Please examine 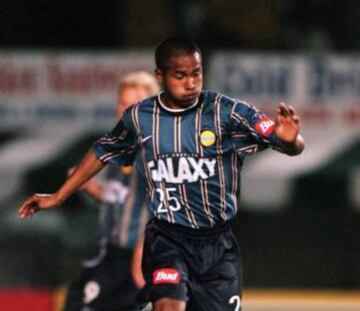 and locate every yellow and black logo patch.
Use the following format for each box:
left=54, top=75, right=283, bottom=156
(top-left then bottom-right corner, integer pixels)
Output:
left=200, top=130, right=216, bottom=147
